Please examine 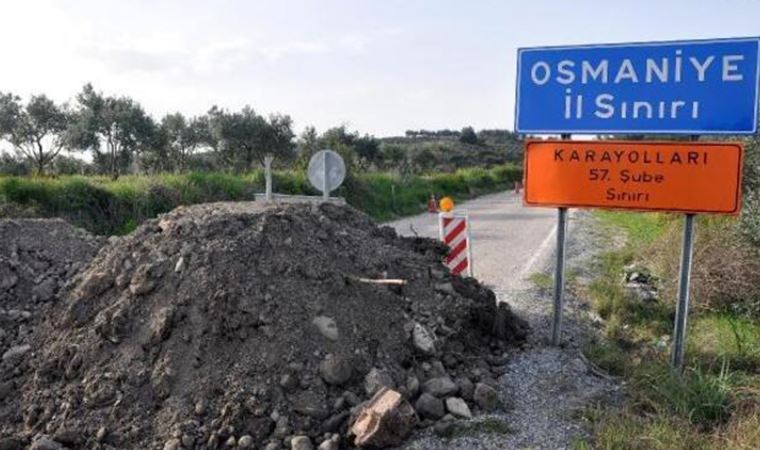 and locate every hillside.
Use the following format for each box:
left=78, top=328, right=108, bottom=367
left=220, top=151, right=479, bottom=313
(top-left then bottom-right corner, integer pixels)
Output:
left=378, top=129, right=524, bottom=172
